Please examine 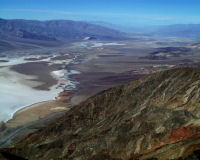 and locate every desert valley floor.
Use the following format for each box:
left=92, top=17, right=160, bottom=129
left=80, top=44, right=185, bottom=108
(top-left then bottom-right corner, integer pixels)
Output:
left=1, top=35, right=200, bottom=148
